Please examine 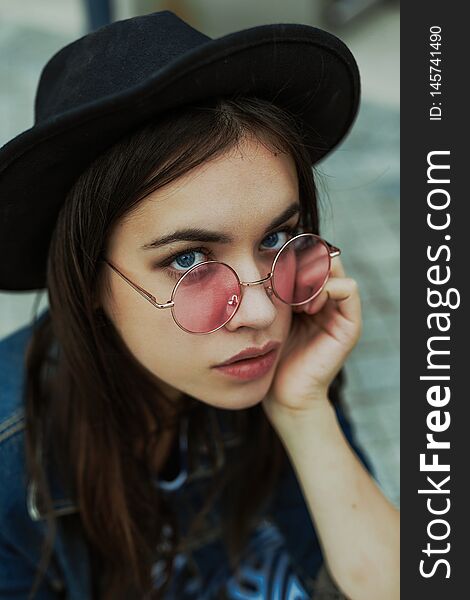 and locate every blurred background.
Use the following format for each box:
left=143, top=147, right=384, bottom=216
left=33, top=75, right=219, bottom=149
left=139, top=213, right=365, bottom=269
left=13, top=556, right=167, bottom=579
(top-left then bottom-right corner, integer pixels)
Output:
left=0, top=0, right=399, bottom=506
